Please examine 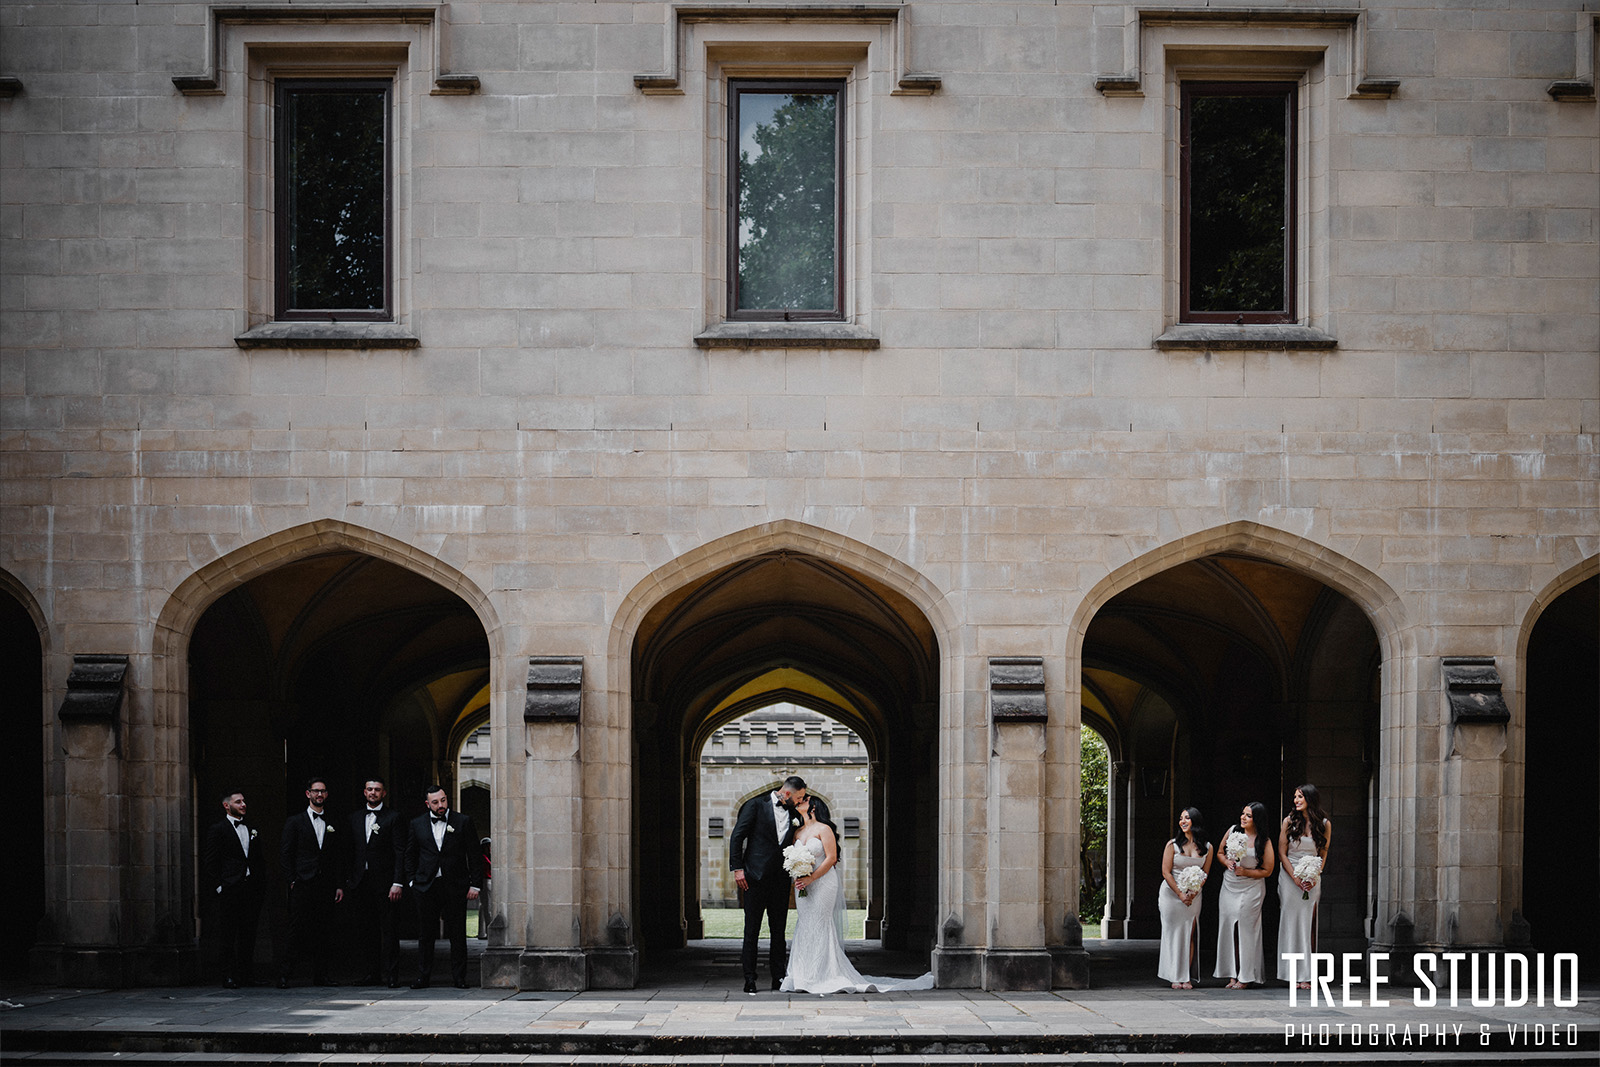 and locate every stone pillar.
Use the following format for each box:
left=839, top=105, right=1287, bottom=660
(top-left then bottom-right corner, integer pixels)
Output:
left=864, top=758, right=885, bottom=938
left=980, top=658, right=1052, bottom=991
left=33, top=655, right=199, bottom=986
left=495, top=657, right=585, bottom=990
left=1102, top=760, right=1132, bottom=938
left=1438, top=658, right=1511, bottom=947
